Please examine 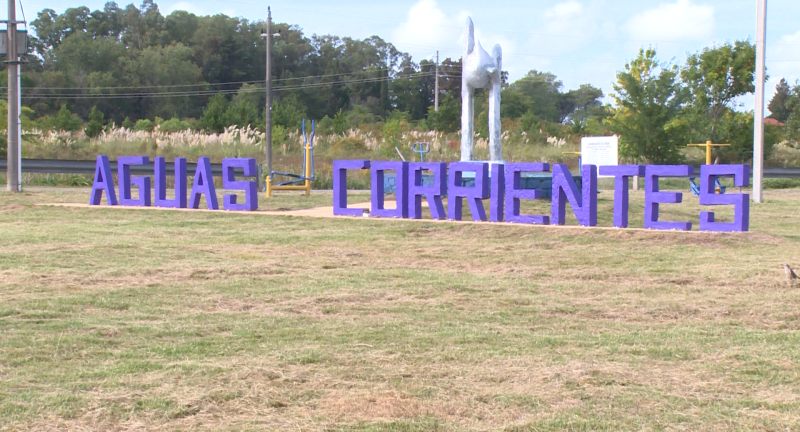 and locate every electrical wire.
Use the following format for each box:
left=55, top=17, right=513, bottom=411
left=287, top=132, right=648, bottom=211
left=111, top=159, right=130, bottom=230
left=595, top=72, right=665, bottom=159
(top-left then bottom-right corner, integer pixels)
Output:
left=23, top=67, right=452, bottom=92
left=17, top=71, right=436, bottom=99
